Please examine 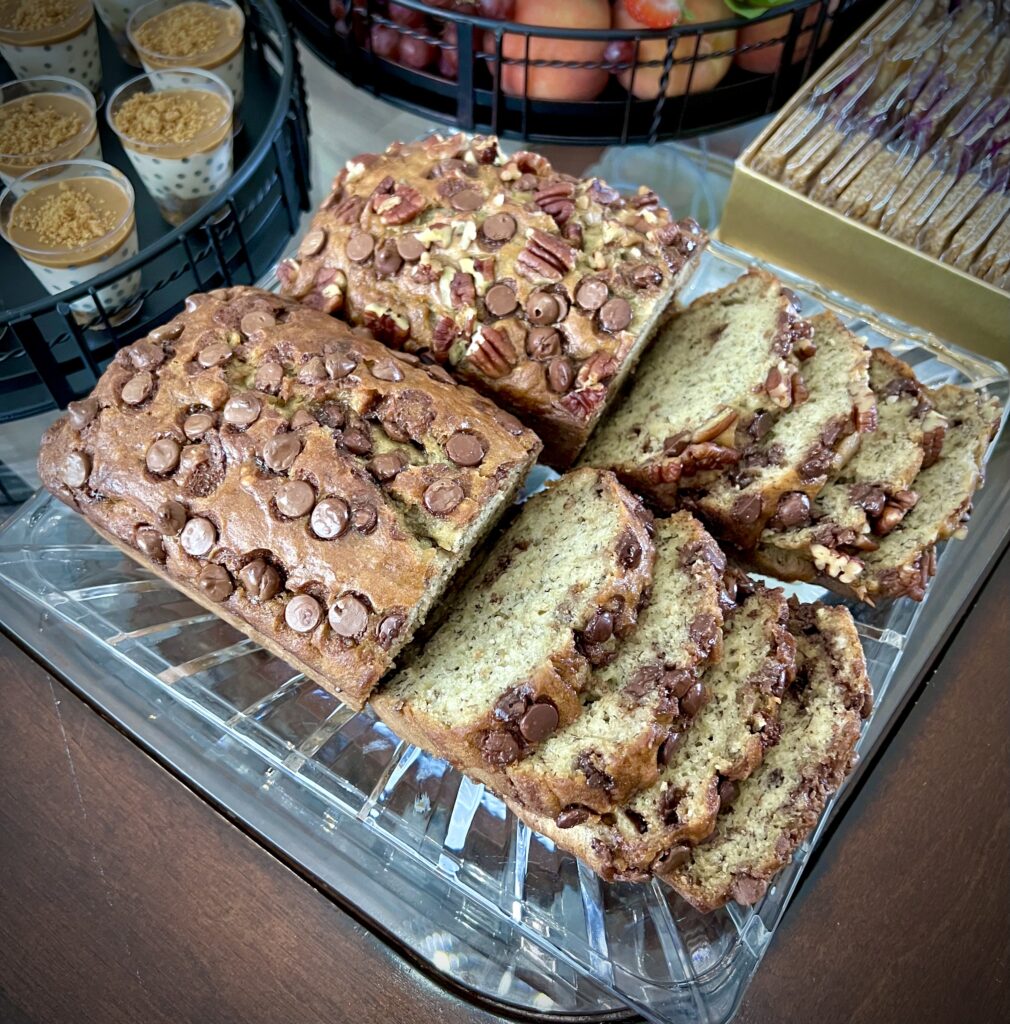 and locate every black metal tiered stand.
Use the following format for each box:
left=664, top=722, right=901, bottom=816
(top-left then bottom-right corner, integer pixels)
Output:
left=285, top=0, right=882, bottom=145
left=0, top=0, right=310, bottom=424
